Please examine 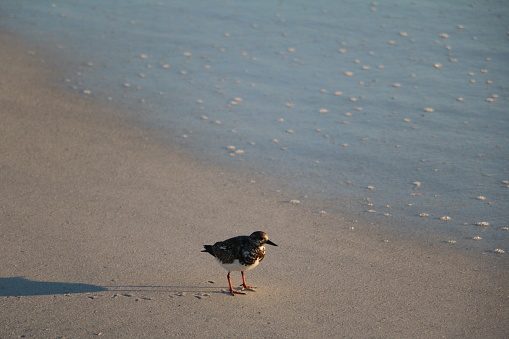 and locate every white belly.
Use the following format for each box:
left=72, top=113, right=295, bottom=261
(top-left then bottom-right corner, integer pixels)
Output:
left=218, top=258, right=260, bottom=272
